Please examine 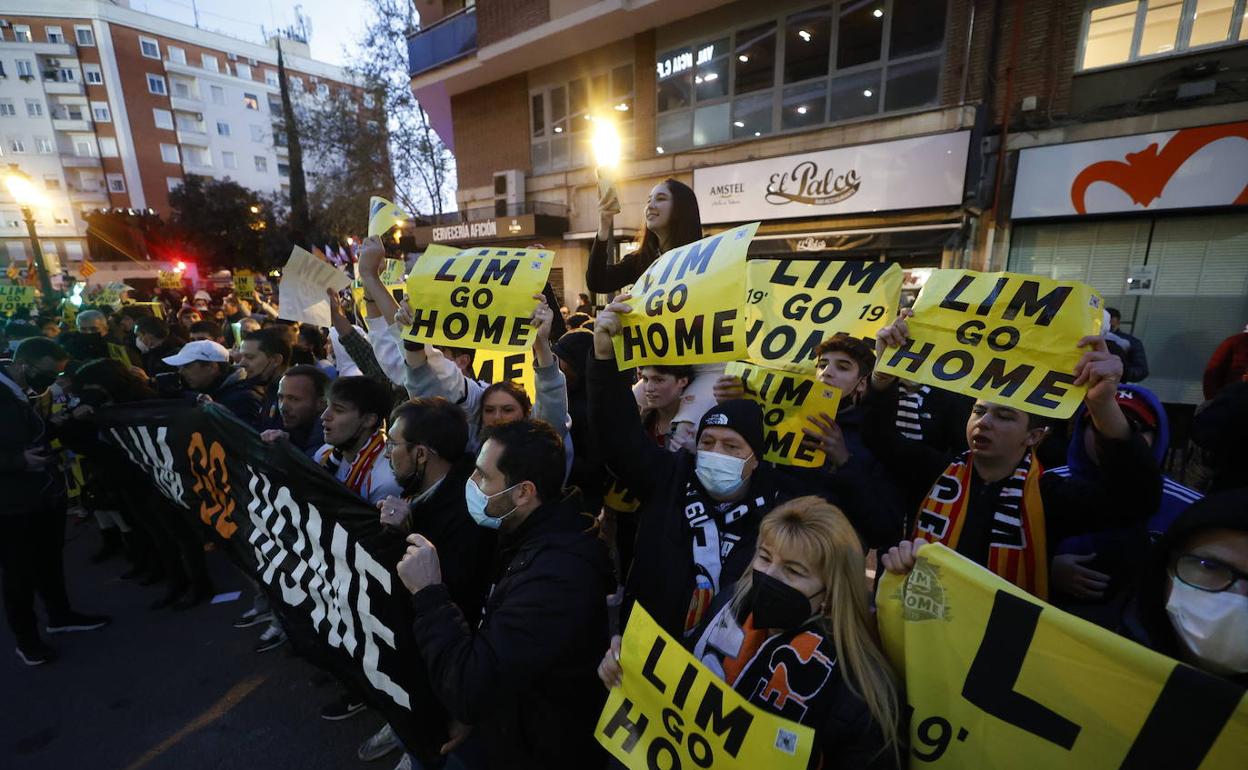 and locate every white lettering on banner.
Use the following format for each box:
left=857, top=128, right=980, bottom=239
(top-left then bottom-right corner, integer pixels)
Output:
left=244, top=465, right=409, bottom=710
left=109, top=426, right=188, bottom=508
left=693, top=131, right=970, bottom=224
left=432, top=220, right=497, bottom=242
